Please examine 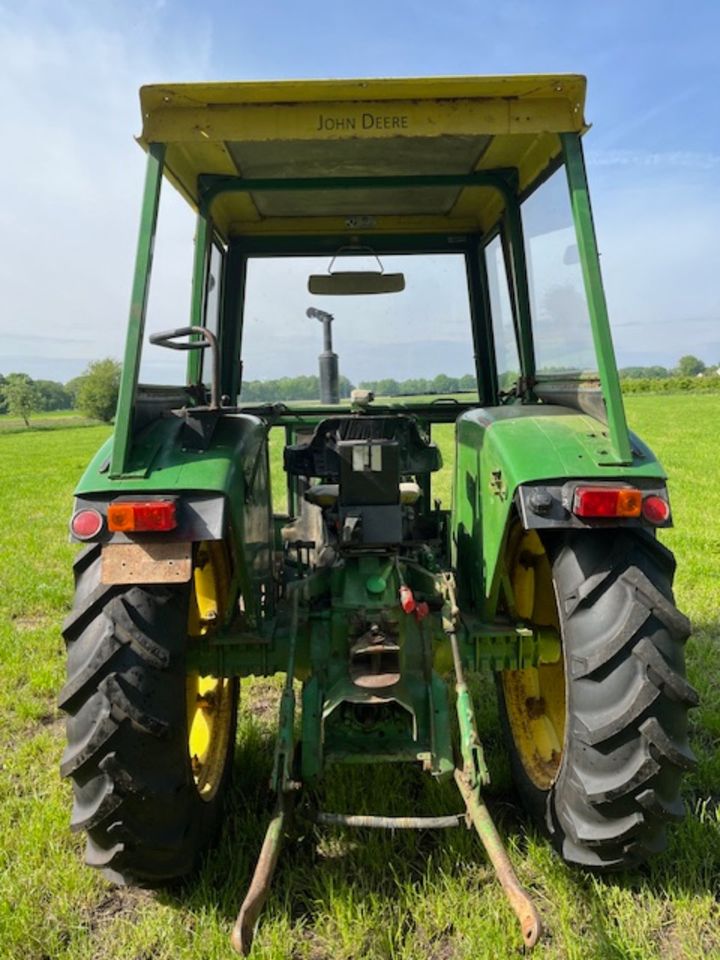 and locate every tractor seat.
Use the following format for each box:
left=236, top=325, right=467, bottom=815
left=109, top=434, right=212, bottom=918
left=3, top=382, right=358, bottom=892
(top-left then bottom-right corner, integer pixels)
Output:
left=305, top=481, right=422, bottom=509
left=284, top=415, right=442, bottom=479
